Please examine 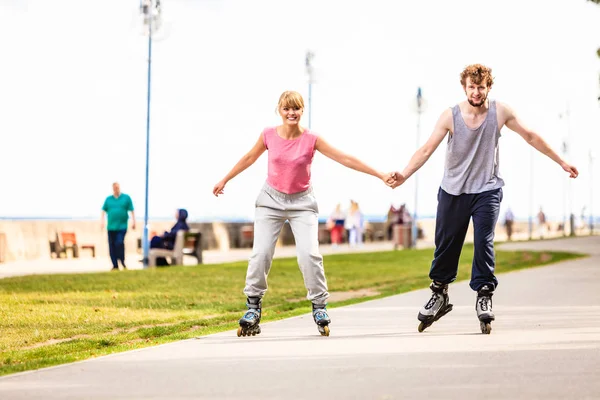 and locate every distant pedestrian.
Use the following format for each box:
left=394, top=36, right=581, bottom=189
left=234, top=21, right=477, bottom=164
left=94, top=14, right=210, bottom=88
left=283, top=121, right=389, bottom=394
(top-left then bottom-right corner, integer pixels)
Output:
left=101, top=182, right=135, bottom=271
left=327, top=204, right=346, bottom=247
left=345, top=200, right=364, bottom=247
left=504, top=207, right=515, bottom=241
left=537, top=207, right=547, bottom=239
